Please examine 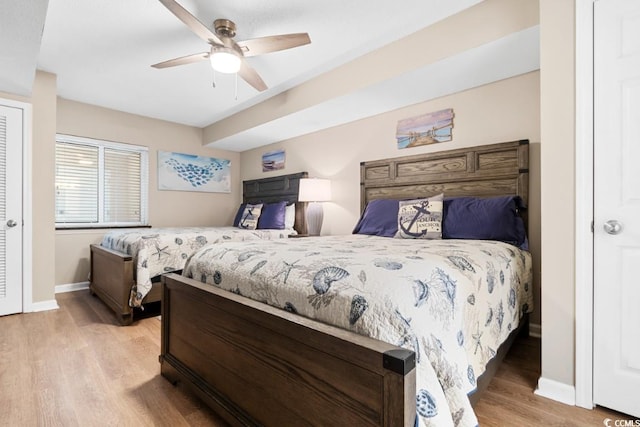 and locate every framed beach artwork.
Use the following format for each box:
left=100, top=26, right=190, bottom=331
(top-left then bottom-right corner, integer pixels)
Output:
left=158, top=151, right=231, bottom=193
left=396, top=108, right=454, bottom=149
left=262, top=149, right=285, bottom=172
